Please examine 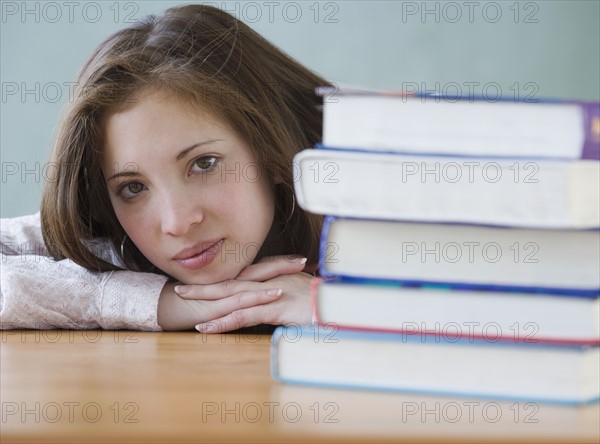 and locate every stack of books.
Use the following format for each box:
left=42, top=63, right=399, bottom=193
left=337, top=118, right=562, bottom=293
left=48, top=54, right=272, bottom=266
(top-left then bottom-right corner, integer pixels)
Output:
left=271, top=88, right=600, bottom=404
